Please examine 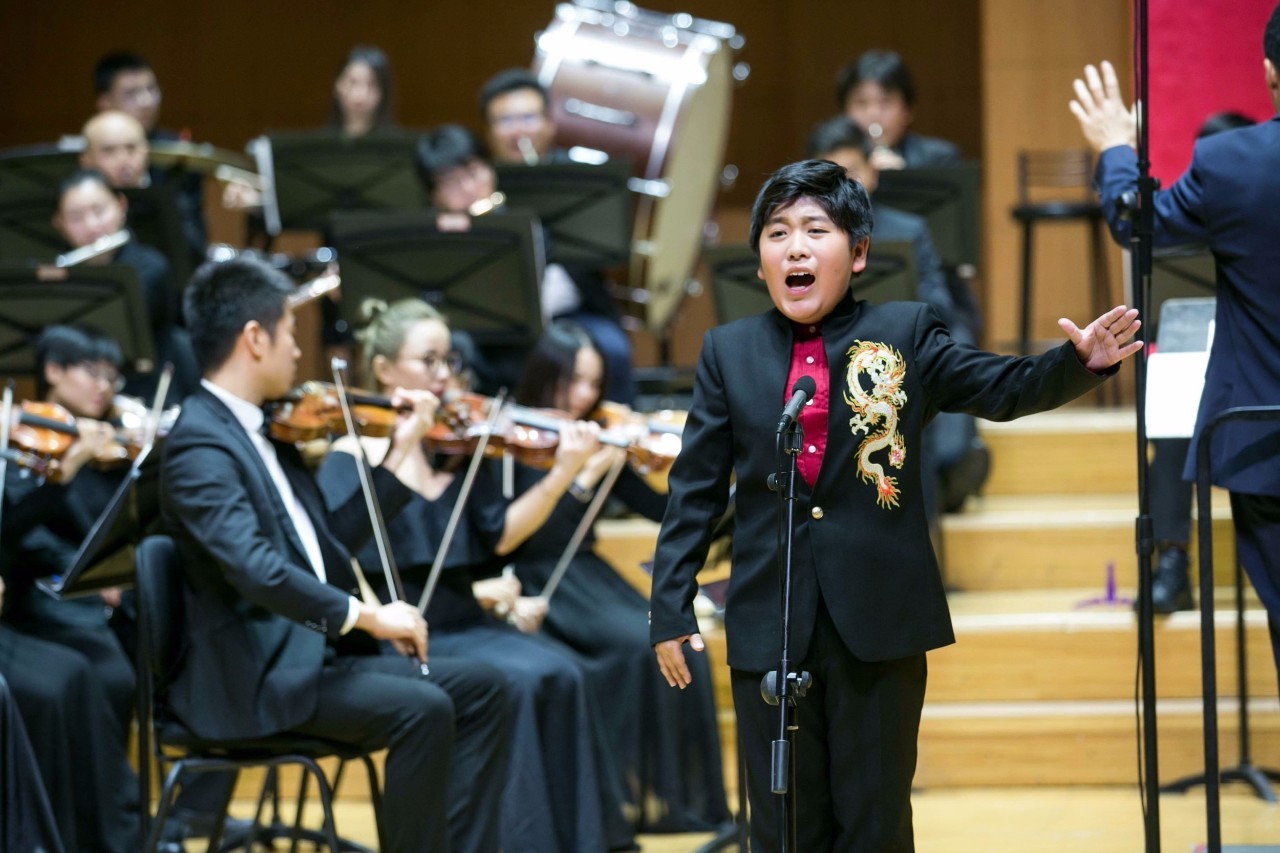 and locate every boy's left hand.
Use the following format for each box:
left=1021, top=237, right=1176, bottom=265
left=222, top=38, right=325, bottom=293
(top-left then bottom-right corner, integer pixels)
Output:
left=1059, top=304, right=1143, bottom=373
